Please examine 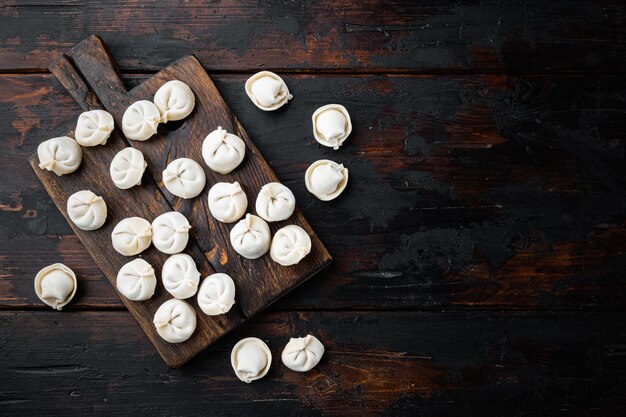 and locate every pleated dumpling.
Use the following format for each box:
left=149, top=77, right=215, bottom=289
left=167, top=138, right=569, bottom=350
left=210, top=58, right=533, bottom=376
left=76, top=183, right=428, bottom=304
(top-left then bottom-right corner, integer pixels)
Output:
left=162, top=158, right=206, bottom=199
left=116, top=259, right=157, bottom=301
left=37, top=136, right=82, bottom=176
left=153, top=299, right=196, bottom=343
left=312, top=104, right=352, bottom=149
left=229, top=214, right=271, bottom=259
left=208, top=181, right=247, bottom=223
left=245, top=71, right=292, bottom=111
left=202, top=126, right=246, bottom=174
left=66, top=190, right=107, bottom=231
left=270, top=225, right=311, bottom=266
left=122, top=100, right=160, bottom=141
left=231, top=337, right=272, bottom=383
left=111, top=217, right=152, bottom=256
left=110, top=147, right=147, bottom=190
left=305, top=159, right=349, bottom=201
left=34, top=263, right=77, bottom=310
left=281, top=335, right=325, bottom=372
left=151, top=211, right=191, bottom=254
left=161, top=253, right=200, bottom=299
left=154, top=80, right=195, bottom=123
left=75, top=110, right=114, bottom=147
left=255, top=182, right=295, bottom=222
left=197, top=273, right=236, bottom=316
